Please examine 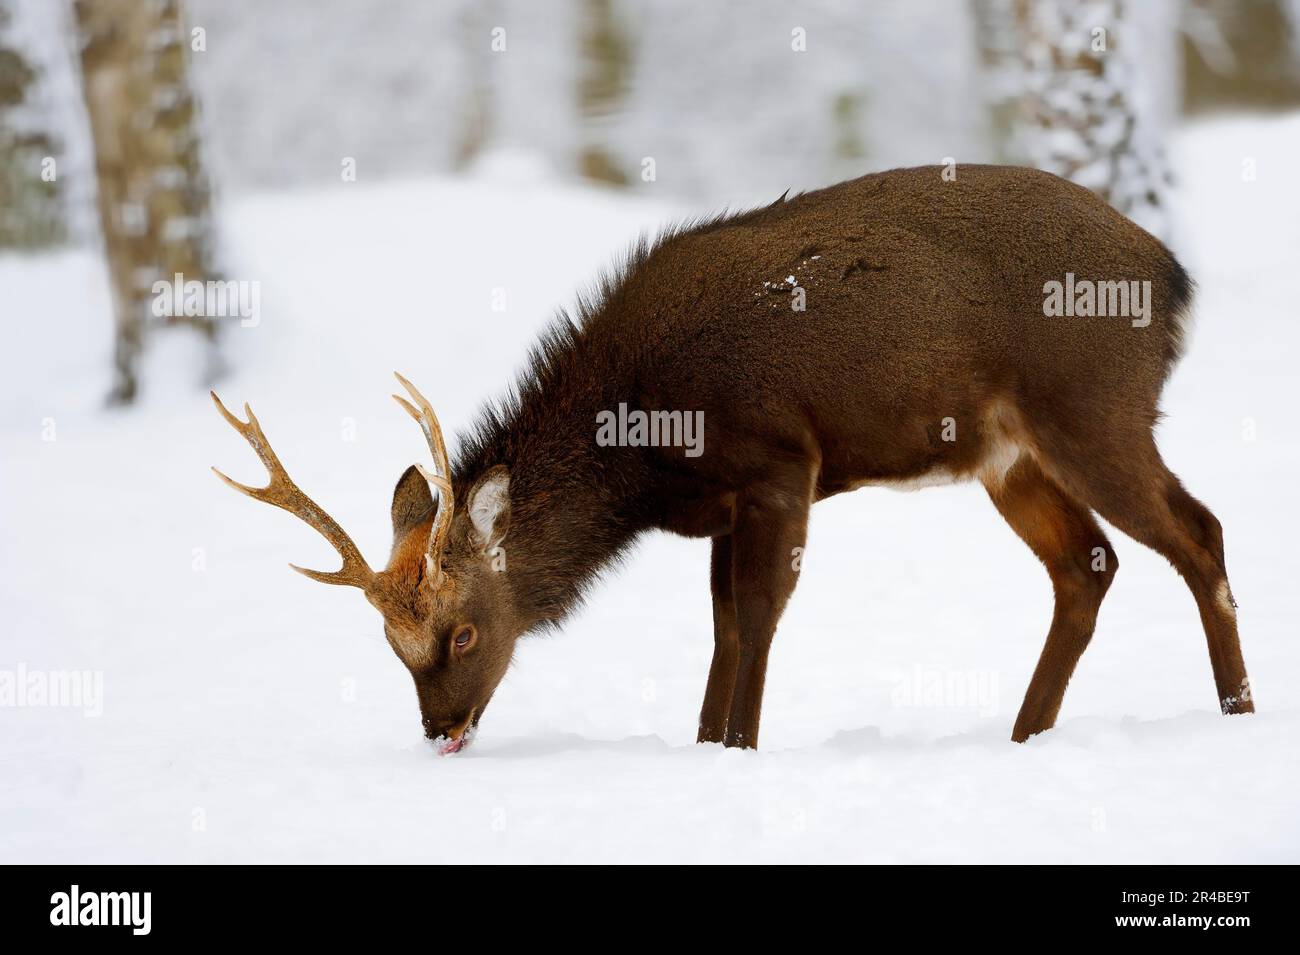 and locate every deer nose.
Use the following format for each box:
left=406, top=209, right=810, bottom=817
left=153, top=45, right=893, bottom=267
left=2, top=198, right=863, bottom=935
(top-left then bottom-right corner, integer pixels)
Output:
left=422, top=713, right=473, bottom=742
left=445, top=713, right=473, bottom=741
